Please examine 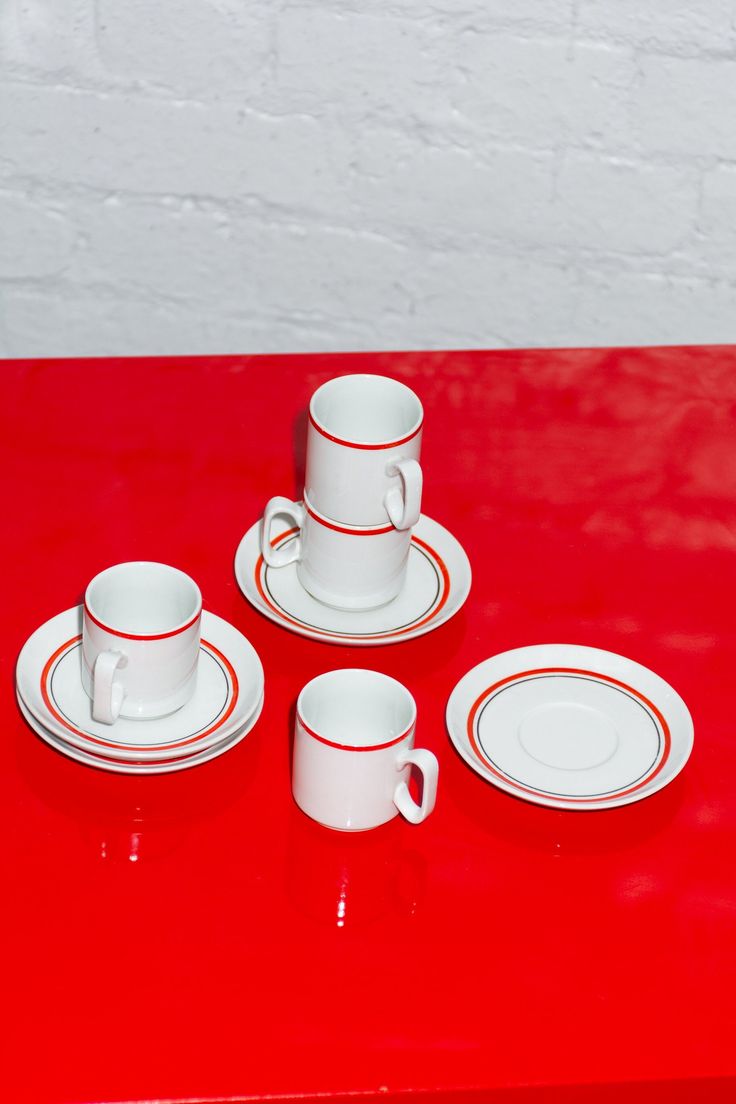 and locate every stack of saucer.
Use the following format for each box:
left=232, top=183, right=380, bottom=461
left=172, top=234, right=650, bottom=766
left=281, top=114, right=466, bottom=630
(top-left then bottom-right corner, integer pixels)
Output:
left=236, top=374, right=472, bottom=643
left=16, top=574, right=264, bottom=774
